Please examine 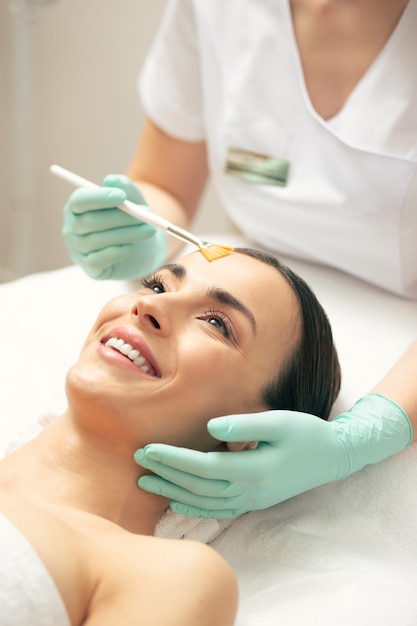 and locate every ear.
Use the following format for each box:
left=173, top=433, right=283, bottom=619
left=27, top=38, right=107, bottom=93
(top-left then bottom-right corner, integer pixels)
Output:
left=226, top=441, right=258, bottom=452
